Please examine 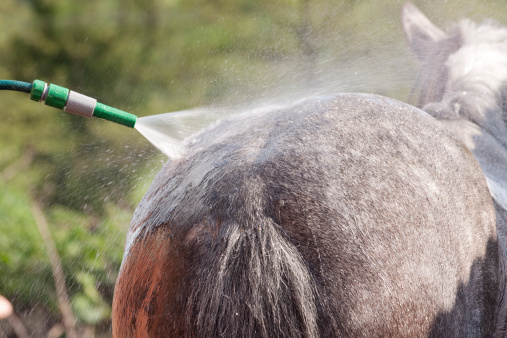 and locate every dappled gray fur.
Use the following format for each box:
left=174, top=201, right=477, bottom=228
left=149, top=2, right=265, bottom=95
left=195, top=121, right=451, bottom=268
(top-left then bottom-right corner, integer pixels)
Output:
left=116, top=93, right=497, bottom=336
left=403, top=3, right=507, bottom=335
